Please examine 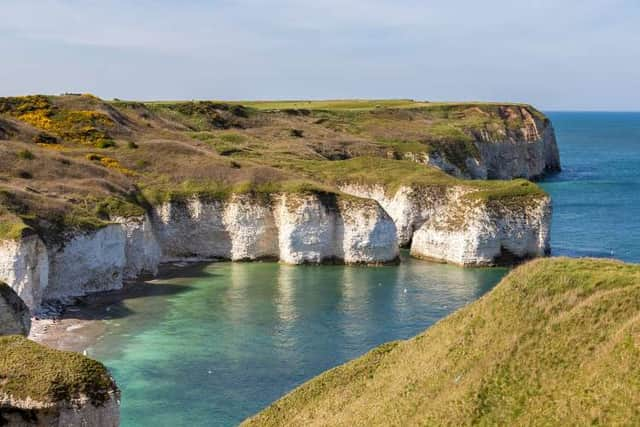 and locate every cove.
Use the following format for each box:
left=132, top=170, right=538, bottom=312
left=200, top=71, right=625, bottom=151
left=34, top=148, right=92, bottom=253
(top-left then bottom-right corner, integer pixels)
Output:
left=85, top=256, right=506, bottom=426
